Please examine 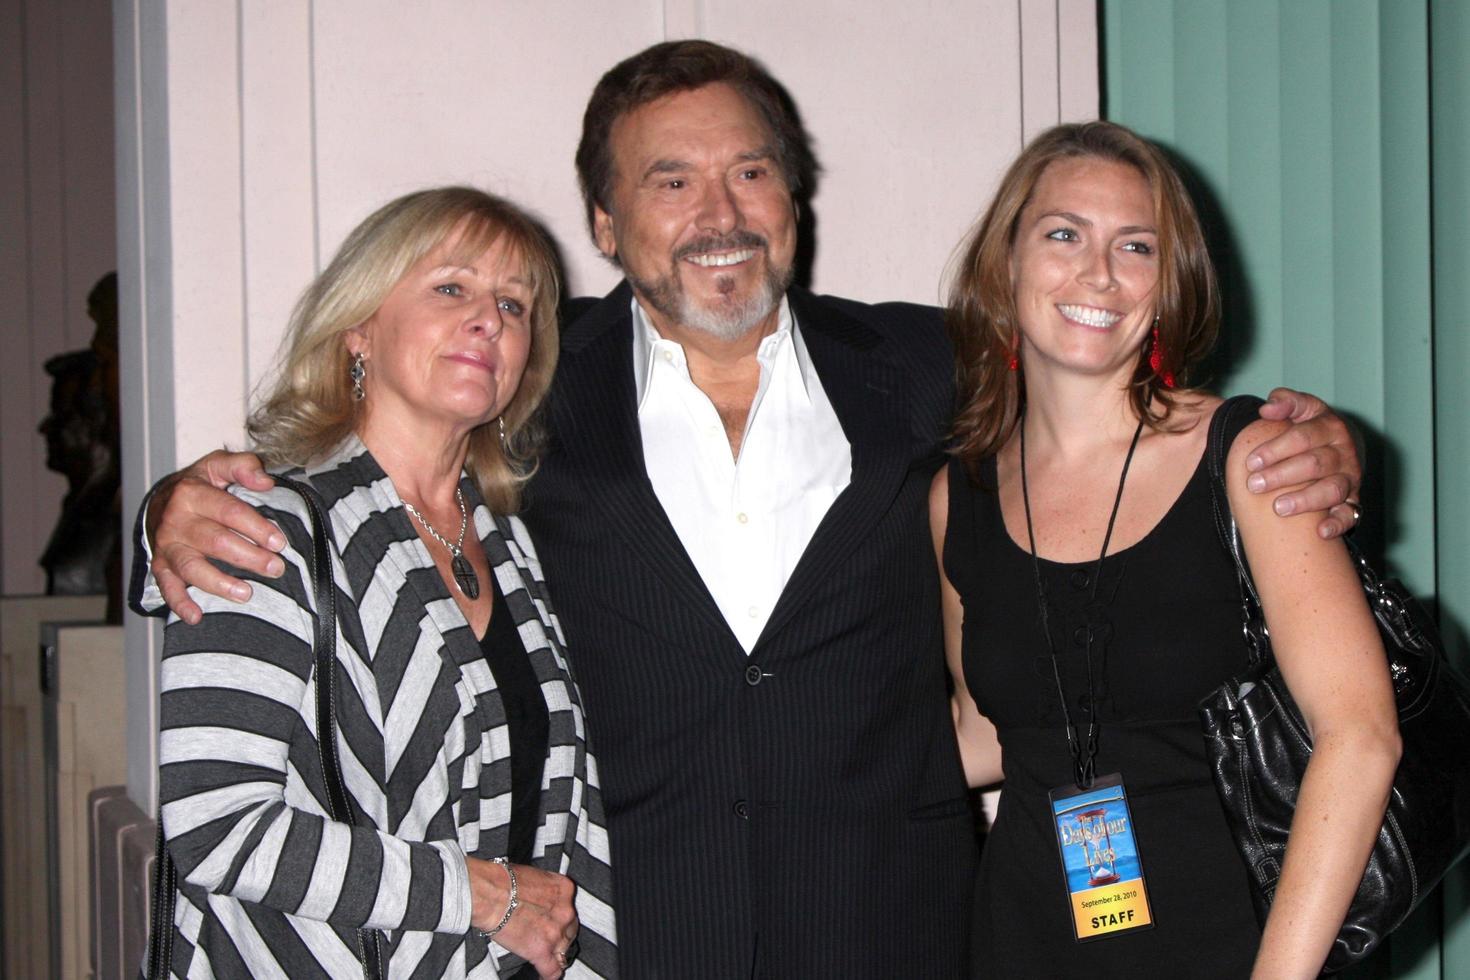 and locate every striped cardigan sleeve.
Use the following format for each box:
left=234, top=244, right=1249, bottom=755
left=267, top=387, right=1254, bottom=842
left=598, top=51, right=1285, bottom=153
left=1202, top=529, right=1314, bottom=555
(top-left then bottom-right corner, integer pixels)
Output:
left=157, top=485, right=474, bottom=935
